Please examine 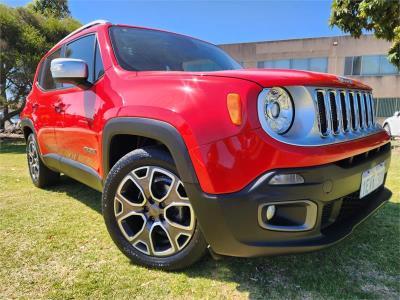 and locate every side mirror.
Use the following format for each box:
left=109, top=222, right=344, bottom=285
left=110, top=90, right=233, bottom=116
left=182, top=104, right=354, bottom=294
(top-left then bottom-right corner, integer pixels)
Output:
left=50, top=58, right=90, bottom=86
left=395, top=111, right=400, bottom=117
